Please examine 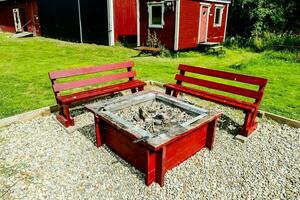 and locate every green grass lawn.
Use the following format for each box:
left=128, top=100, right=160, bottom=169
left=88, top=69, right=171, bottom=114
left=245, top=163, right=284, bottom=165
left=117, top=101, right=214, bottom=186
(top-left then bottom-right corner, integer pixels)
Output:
left=0, top=32, right=299, bottom=120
